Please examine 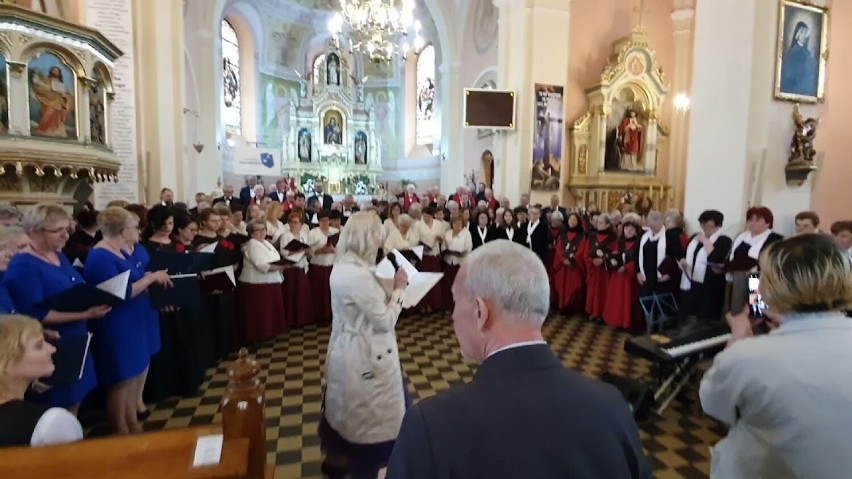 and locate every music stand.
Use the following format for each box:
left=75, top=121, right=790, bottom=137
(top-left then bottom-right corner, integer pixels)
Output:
left=639, top=293, right=679, bottom=334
